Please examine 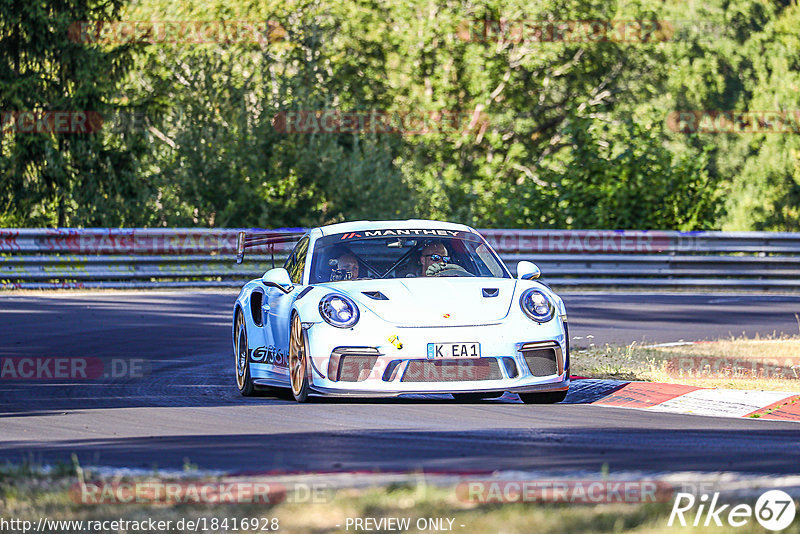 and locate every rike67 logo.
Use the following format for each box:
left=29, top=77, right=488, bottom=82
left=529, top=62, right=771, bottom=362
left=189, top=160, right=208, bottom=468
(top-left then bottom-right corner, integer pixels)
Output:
left=669, top=490, right=796, bottom=531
